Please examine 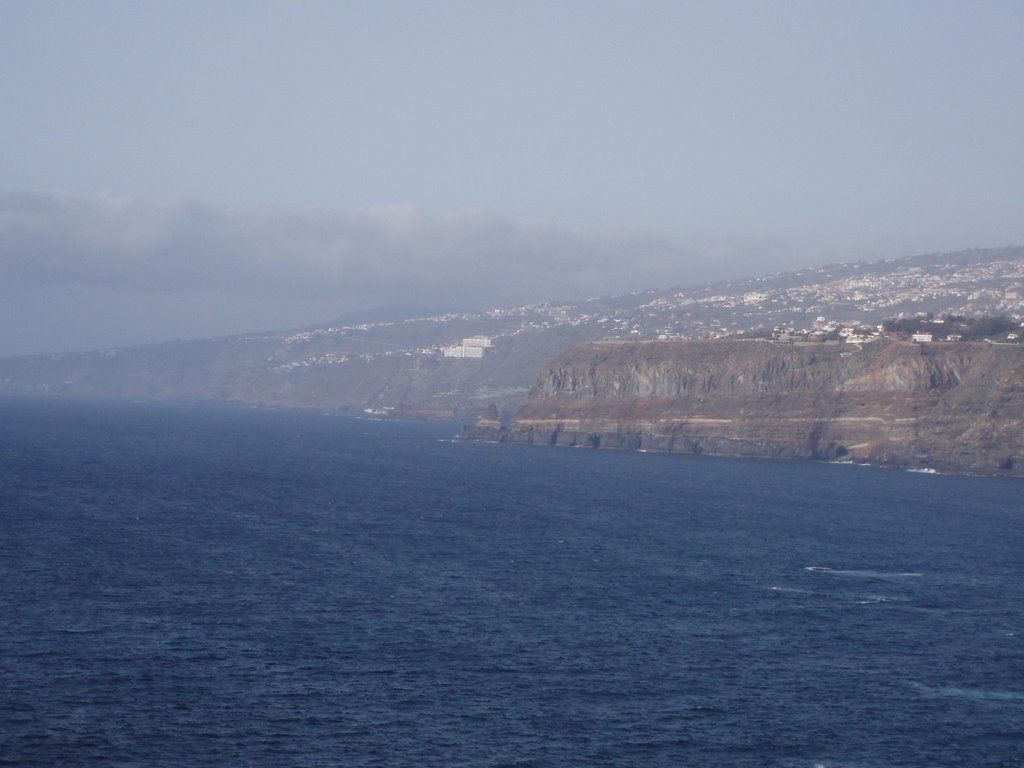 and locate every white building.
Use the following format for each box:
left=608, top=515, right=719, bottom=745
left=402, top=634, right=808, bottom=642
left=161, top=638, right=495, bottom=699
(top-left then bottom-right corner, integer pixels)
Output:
left=911, top=332, right=933, bottom=343
left=443, top=338, right=490, bottom=358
